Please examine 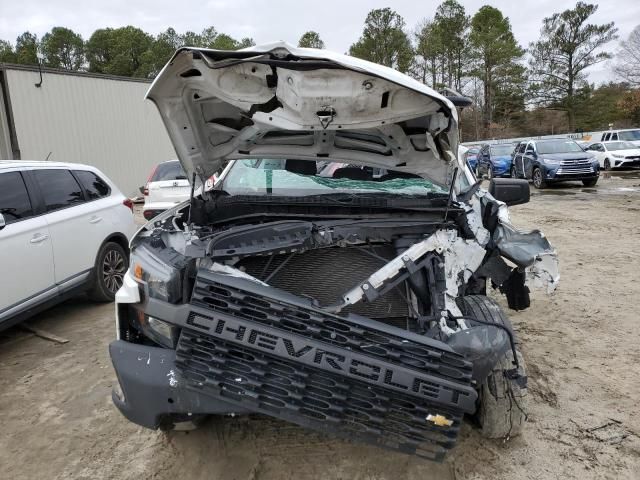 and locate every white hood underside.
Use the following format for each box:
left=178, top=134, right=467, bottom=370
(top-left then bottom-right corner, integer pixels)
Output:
left=147, top=42, right=460, bottom=186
